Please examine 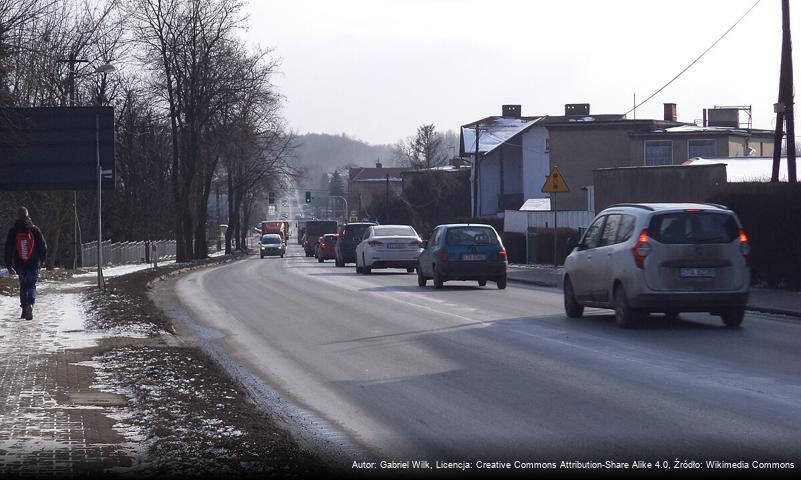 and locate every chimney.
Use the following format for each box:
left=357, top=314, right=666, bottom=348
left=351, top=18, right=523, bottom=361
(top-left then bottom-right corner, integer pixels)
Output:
left=565, top=103, right=590, bottom=116
left=376, top=159, right=382, bottom=168
left=502, top=105, right=521, bottom=118
left=664, top=103, right=677, bottom=122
